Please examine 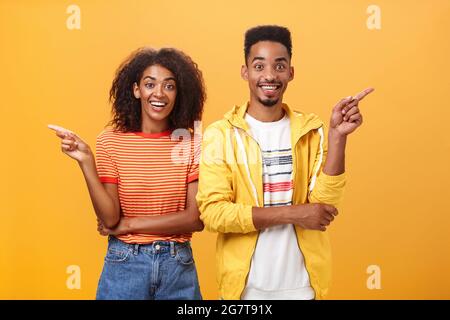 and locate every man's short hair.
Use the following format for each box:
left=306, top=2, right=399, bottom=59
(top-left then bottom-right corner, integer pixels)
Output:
left=244, top=25, right=292, bottom=63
